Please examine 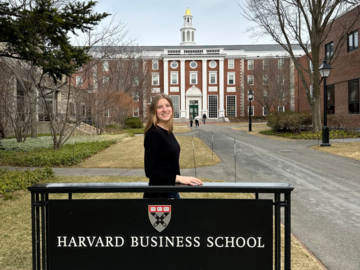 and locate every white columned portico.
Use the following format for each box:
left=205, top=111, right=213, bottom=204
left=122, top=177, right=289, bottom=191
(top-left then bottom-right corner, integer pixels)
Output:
left=202, top=59, right=208, bottom=116
left=219, top=59, right=225, bottom=117
left=164, top=59, right=169, bottom=95
left=180, top=59, right=186, bottom=117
